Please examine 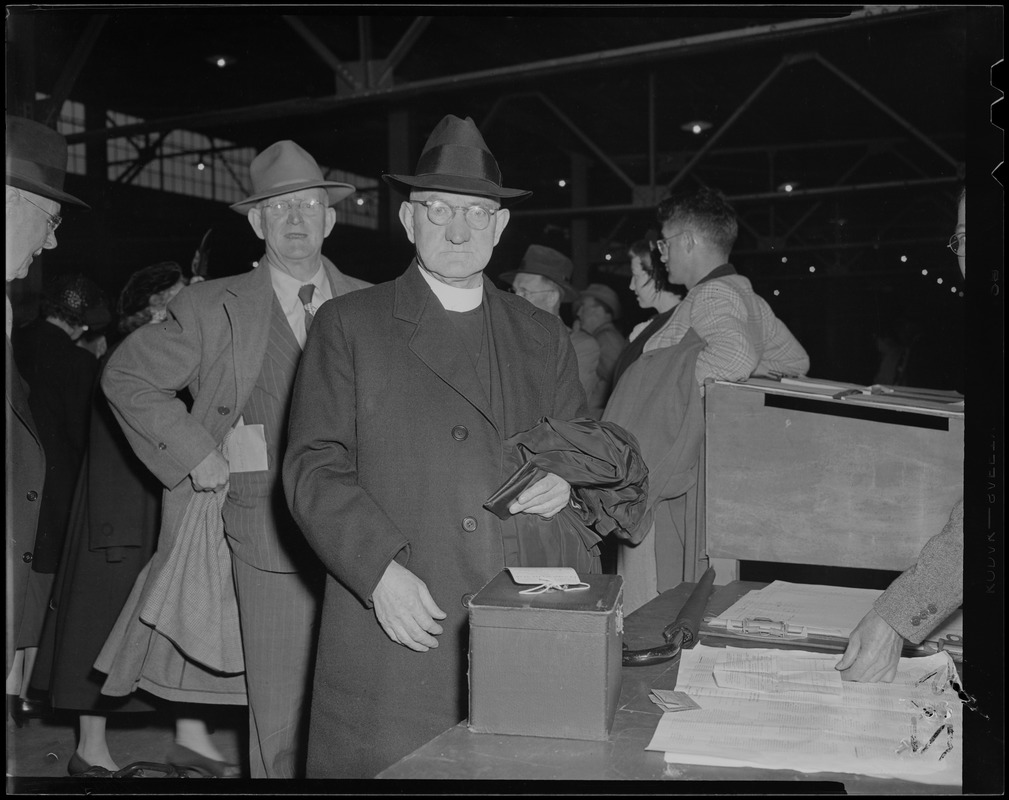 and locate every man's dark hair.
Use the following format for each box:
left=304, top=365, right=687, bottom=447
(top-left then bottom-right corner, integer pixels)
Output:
left=656, top=185, right=739, bottom=255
